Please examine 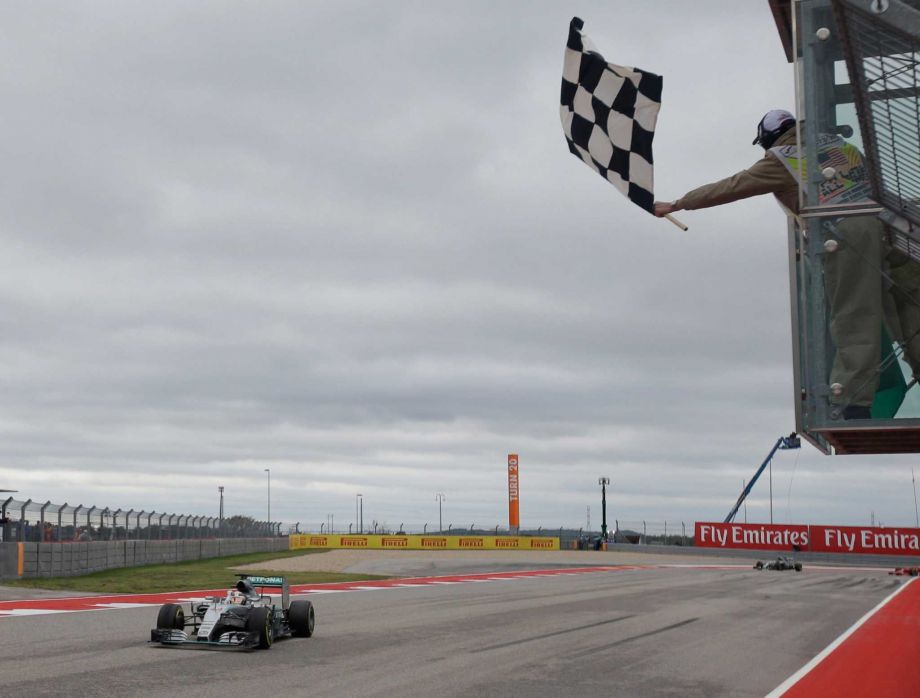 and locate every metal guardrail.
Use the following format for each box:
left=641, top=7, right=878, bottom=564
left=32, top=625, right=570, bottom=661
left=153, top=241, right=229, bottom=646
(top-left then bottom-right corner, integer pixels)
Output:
left=0, top=496, right=281, bottom=543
